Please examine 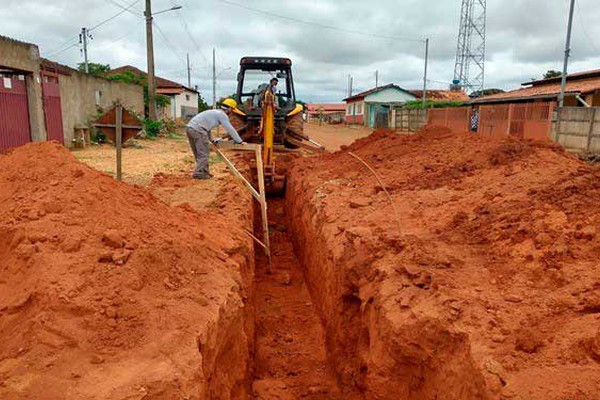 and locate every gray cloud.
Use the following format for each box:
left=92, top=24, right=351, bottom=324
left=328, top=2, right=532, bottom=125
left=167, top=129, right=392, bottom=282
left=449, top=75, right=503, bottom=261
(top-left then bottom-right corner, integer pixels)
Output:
left=2, top=0, right=600, bottom=102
